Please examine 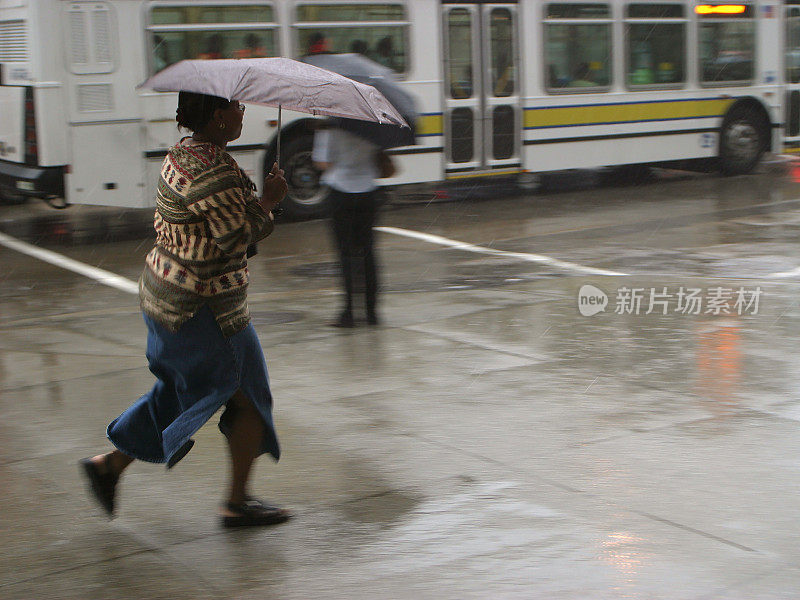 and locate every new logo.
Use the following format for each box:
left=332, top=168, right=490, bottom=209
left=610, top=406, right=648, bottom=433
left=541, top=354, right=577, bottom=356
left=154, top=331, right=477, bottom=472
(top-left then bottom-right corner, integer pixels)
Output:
left=578, top=284, right=608, bottom=316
